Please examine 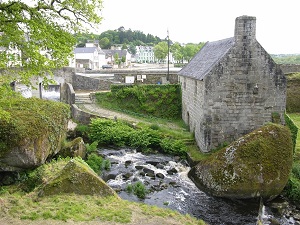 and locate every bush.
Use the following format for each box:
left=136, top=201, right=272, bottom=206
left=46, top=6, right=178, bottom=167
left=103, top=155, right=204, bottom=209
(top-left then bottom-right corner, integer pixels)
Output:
left=129, top=128, right=161, bottom=150
left=160, top=138, right=187, bottom=157
left=89, top=119, right=133, bottom=146
left=85, top=153, right=110, bottom=174
left=86, top=141, right=98, bottom=153
left=285, top=177, right=300, bottom=203
left=292, top=162, right=300, bottom=180
left=126, top=181, right=148, bottom=199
